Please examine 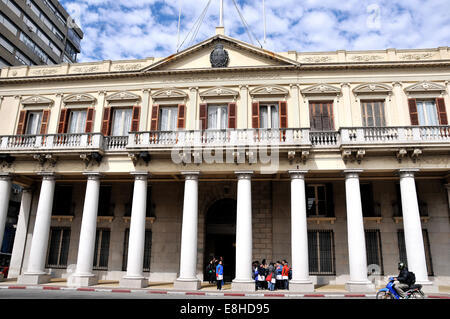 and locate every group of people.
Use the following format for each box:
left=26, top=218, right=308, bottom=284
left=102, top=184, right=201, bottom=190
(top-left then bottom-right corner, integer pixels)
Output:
left=205, top=257, right=224, bottom=290
left=253, top=259, right=291, bottom=291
